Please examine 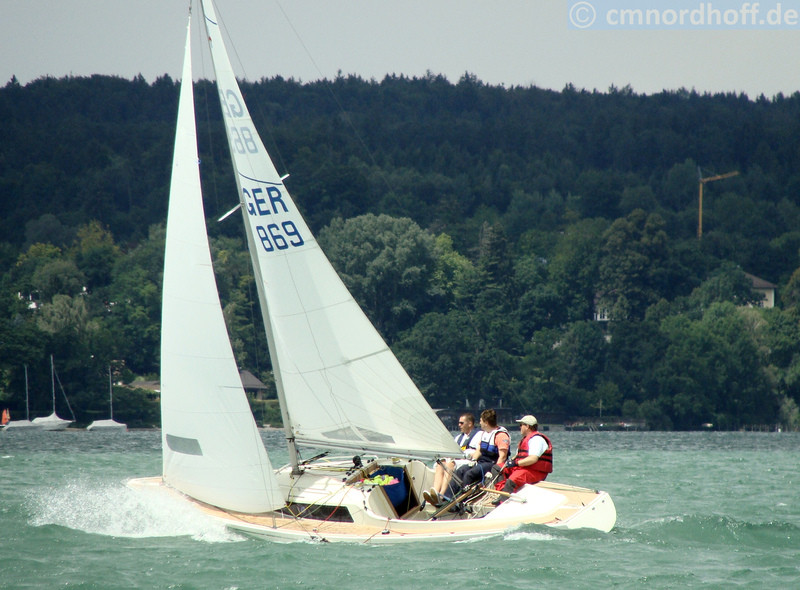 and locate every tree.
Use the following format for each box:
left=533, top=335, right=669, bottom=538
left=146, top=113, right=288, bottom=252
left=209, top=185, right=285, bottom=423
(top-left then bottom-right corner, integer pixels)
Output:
left=555, top=321, right=608, bottom=408
left=514, top=253, right=561, bottom=337
left=605, top=319, right=667, bottom=406
left=548, top=219, right=607, bottom=322
left=687, top=262, right=760, bottom=310
left=37, top=294, right=95, bottom=337
left=32, top=259, right=86, bottom=301
left=394, top=310, right=481, bottom=408
left=24, top=213, right=75, bottom=249
left=781, top=265, right=800, bottom=311
left=598, top=209, right=681, bottom=320
left=477, top=222, right=512, bottom=291
left=11, top=243, right=62, bottom=298
left=318, top=214, right=437, bottom=340
left=654, top=303, right=775, bottom=429
left=71, top=220, right=121, bottom=291
left=394, top=306, right=522, bottom=409
left=430, top=233, right=481, bottom=307
left=104, top=224, right=165, bottom=375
